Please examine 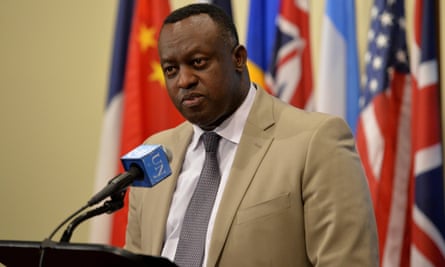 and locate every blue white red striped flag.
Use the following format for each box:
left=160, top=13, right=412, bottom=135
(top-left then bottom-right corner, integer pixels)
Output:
left=266, top=0, right=313, bottom=109
left=410, top=0, right=445, bottom=265
left=89, top=0, right=135, bottom=244
left=315, top=0, right=360, bottom=133
left=356, top=0, right=412, bottom=266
